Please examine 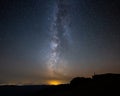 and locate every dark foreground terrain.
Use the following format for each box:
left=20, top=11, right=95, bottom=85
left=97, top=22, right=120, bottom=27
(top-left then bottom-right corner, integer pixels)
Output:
left=0, top=73, right=120, bottom=96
